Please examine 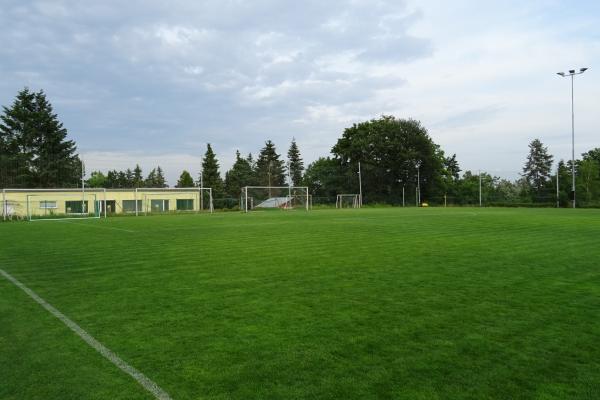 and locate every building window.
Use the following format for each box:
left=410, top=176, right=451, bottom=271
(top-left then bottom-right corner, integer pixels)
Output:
left=123, top=200, right=143, bottom=213
left=65, top=201, right=88, bottom=214
left=176, top=199, right=194, bottom=211
left=39, top=200, right=57, bottom=209
left=150, top=199, right=169, bottom=212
